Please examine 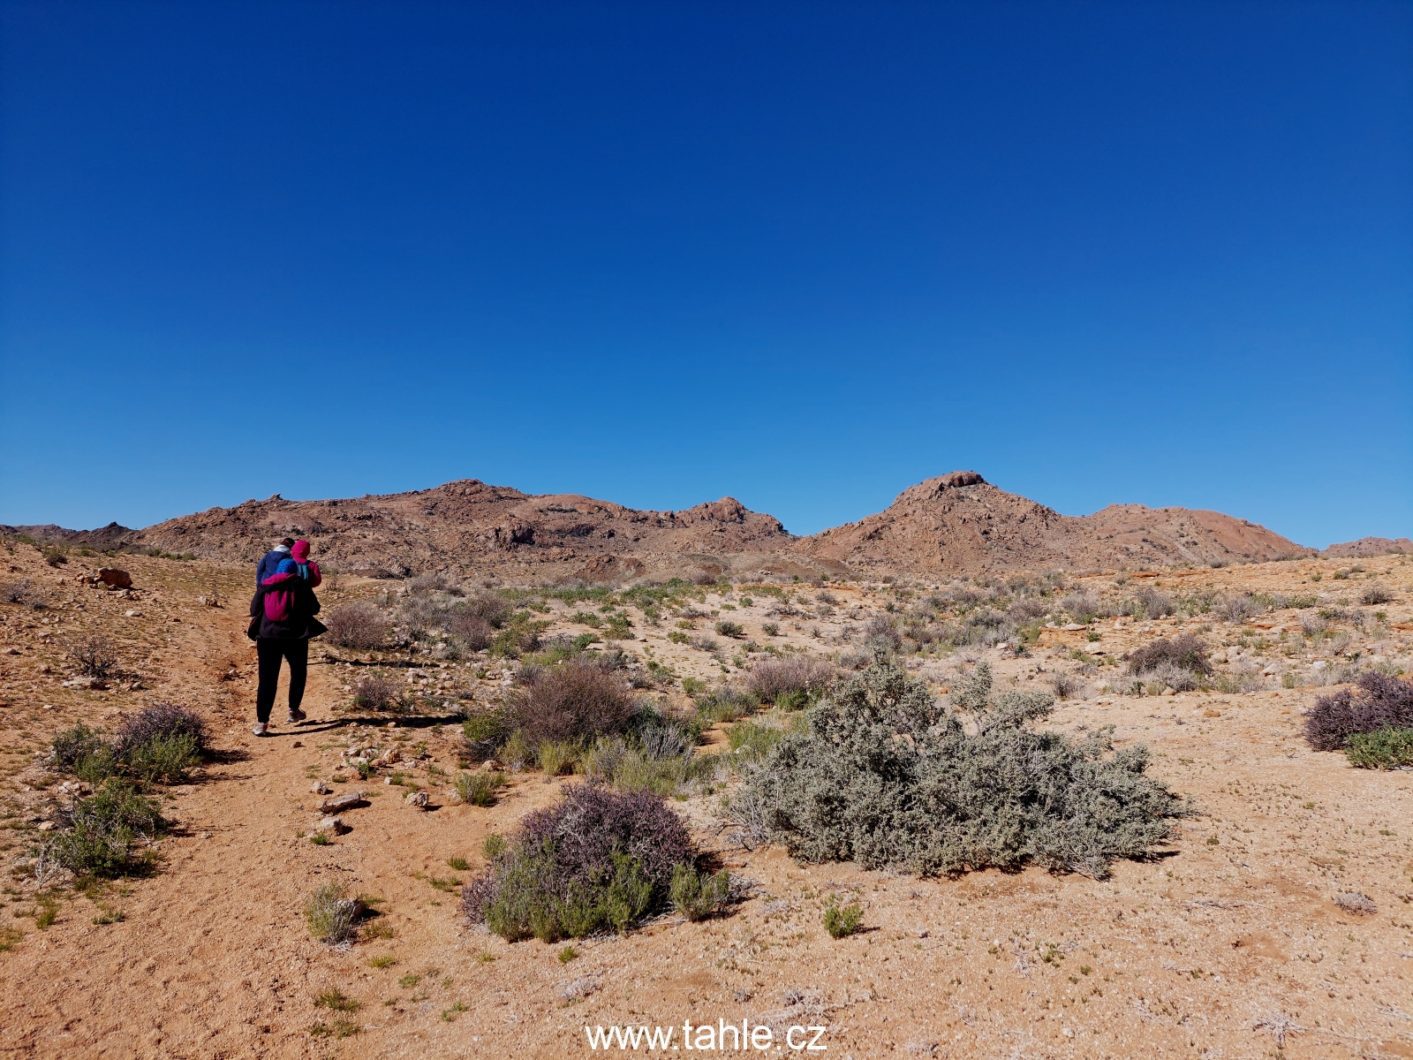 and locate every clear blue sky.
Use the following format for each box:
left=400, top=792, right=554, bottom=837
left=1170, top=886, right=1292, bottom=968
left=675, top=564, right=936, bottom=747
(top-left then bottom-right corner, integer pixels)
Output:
left=2, top=1, right=1410, bottom=547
